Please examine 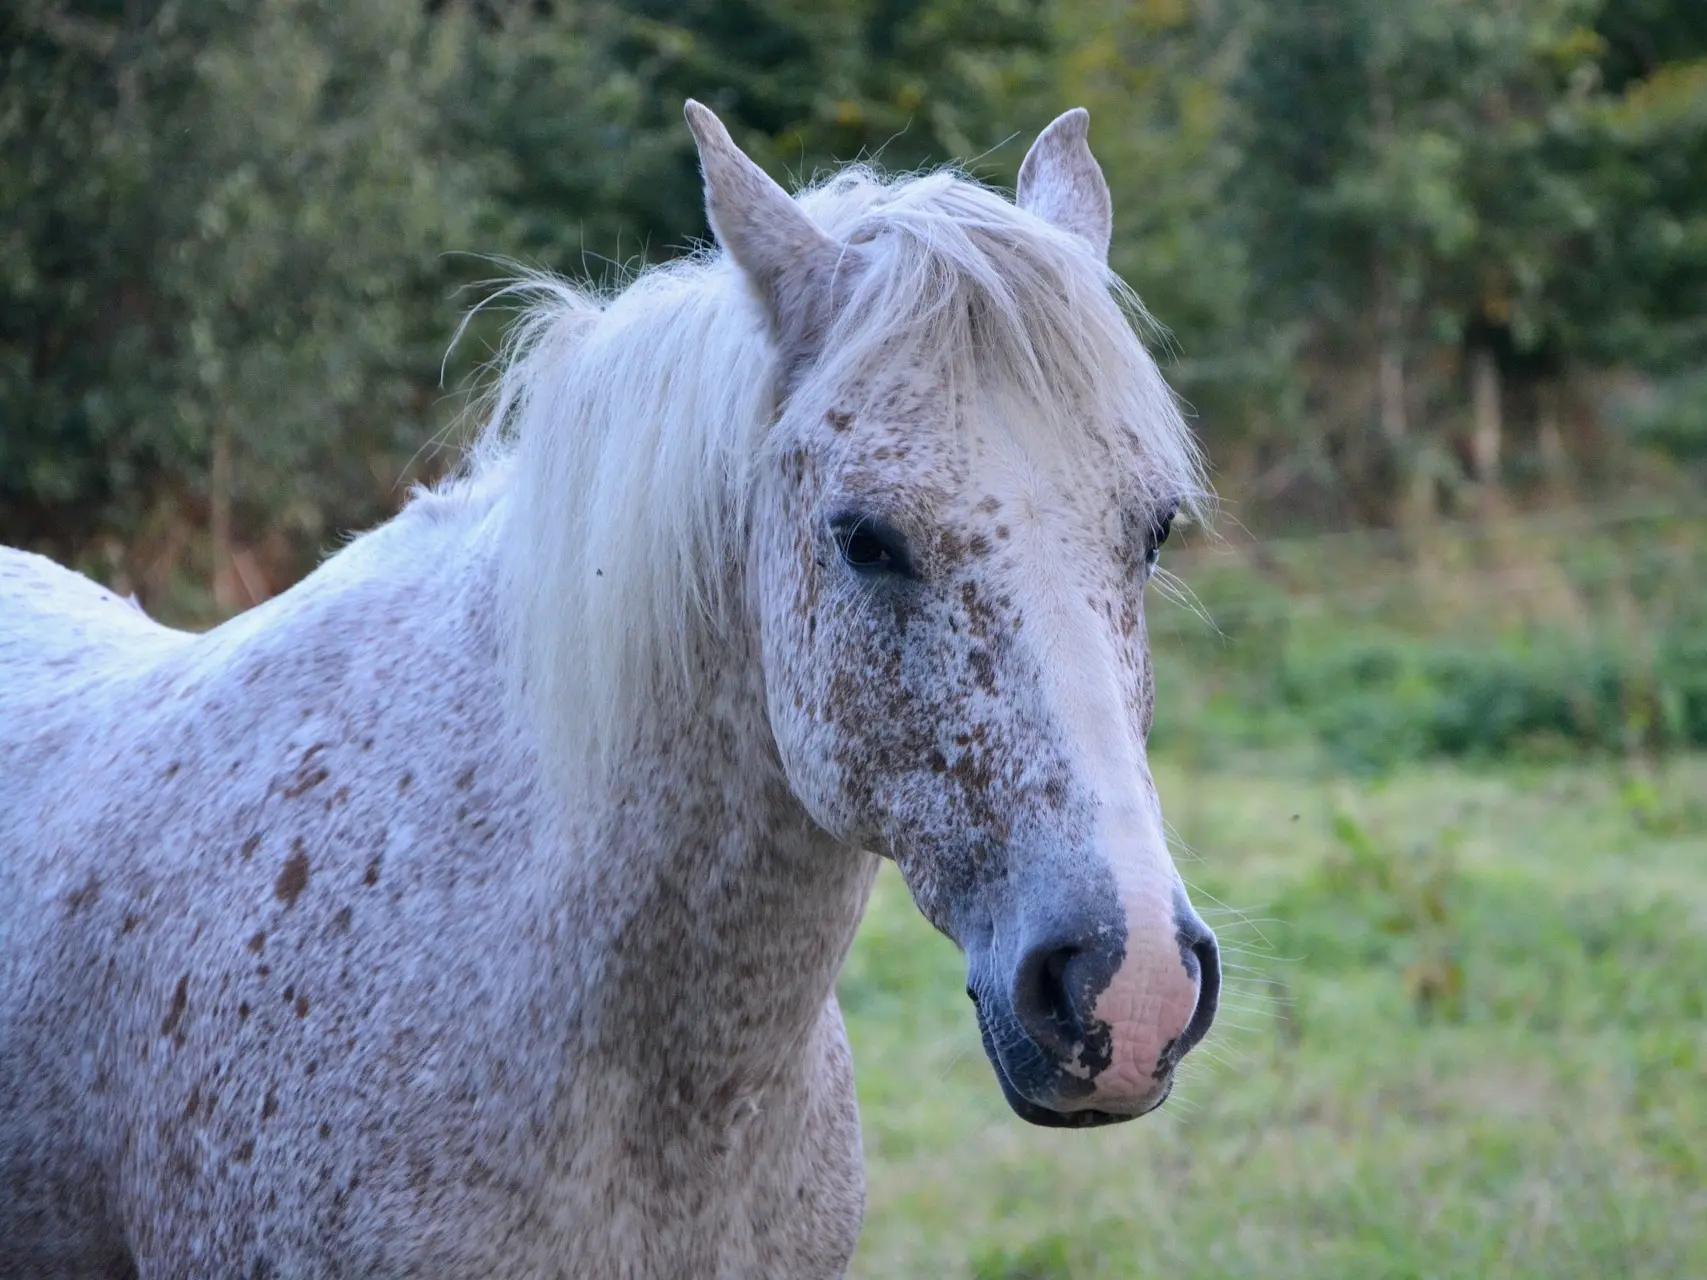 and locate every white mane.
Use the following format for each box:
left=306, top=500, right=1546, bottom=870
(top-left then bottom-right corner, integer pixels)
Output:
left=463, top=164, right=1207, bottom=772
